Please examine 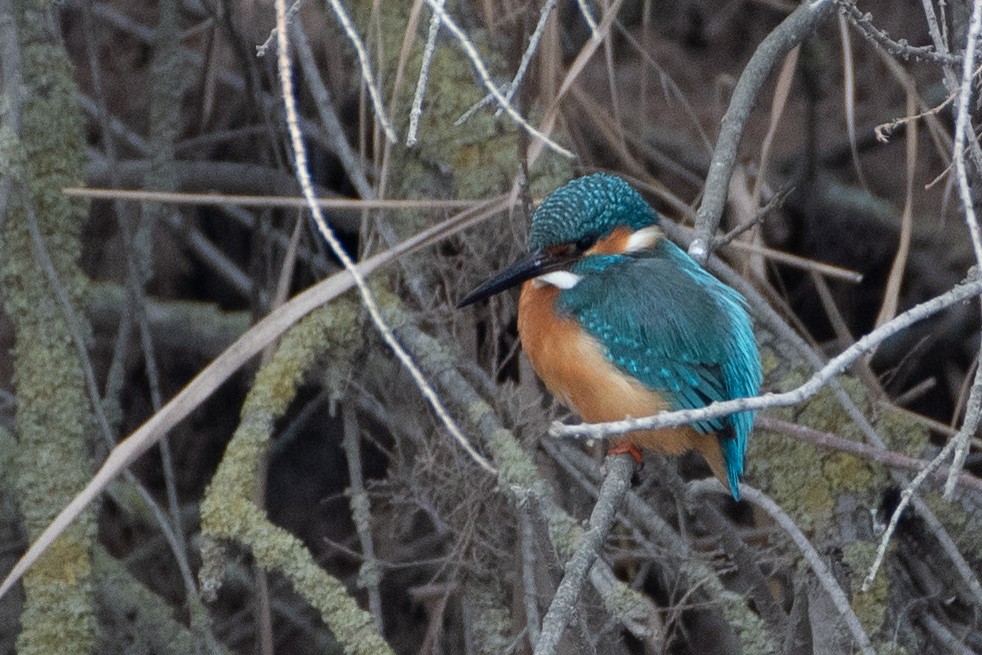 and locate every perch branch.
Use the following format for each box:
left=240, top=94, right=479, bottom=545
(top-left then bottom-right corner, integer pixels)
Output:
left=532, top=455, right=633, bottom=655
